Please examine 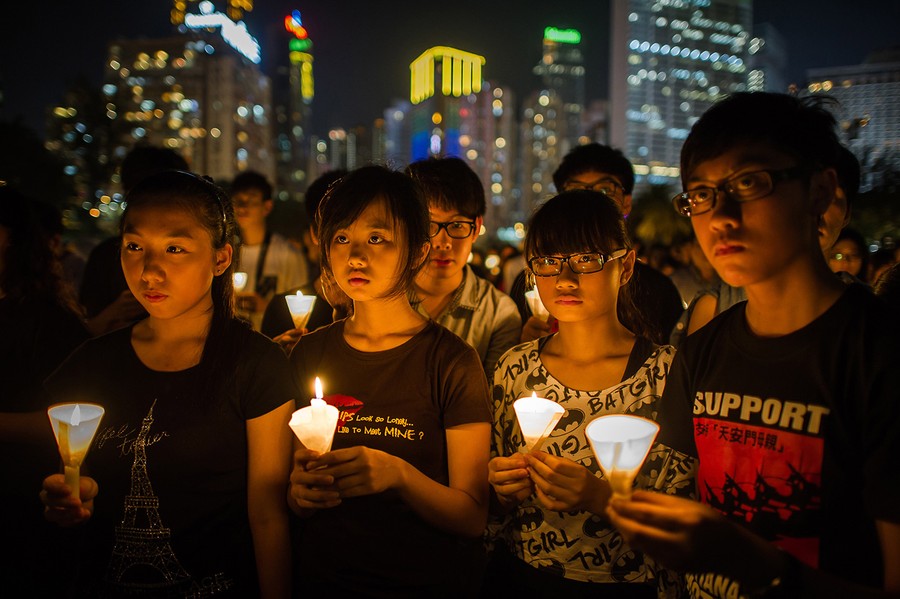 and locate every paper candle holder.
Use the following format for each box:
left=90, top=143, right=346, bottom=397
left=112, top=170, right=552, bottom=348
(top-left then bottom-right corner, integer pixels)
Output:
left=524, top=288, right=550, bottom=322
left=289, top=378, right=339, bottom=454
left=47, top=403, right=105, bottom=493
left=585, top=414, right=659, bottom=499
left=513, top=393, right=565, bottom=452
left=285, top=293, right=317, bottom=330
left=233, top=271, right=249, bottom=293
